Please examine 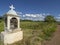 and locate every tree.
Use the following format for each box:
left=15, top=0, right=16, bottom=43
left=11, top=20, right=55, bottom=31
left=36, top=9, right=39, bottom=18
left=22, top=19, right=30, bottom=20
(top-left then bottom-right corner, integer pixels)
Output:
left=44, top=15, right=56, bottom=22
